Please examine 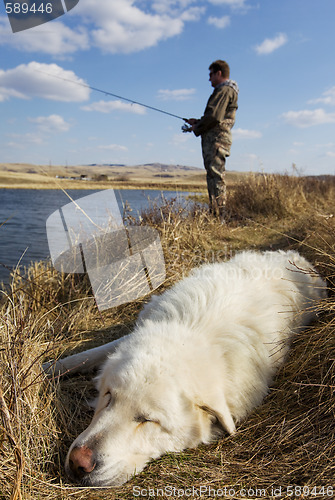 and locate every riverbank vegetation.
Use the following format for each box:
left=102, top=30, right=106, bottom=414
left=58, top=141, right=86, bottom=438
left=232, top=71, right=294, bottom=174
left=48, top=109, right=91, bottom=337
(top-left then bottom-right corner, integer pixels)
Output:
left=1, top=173, right=334, bottom=499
